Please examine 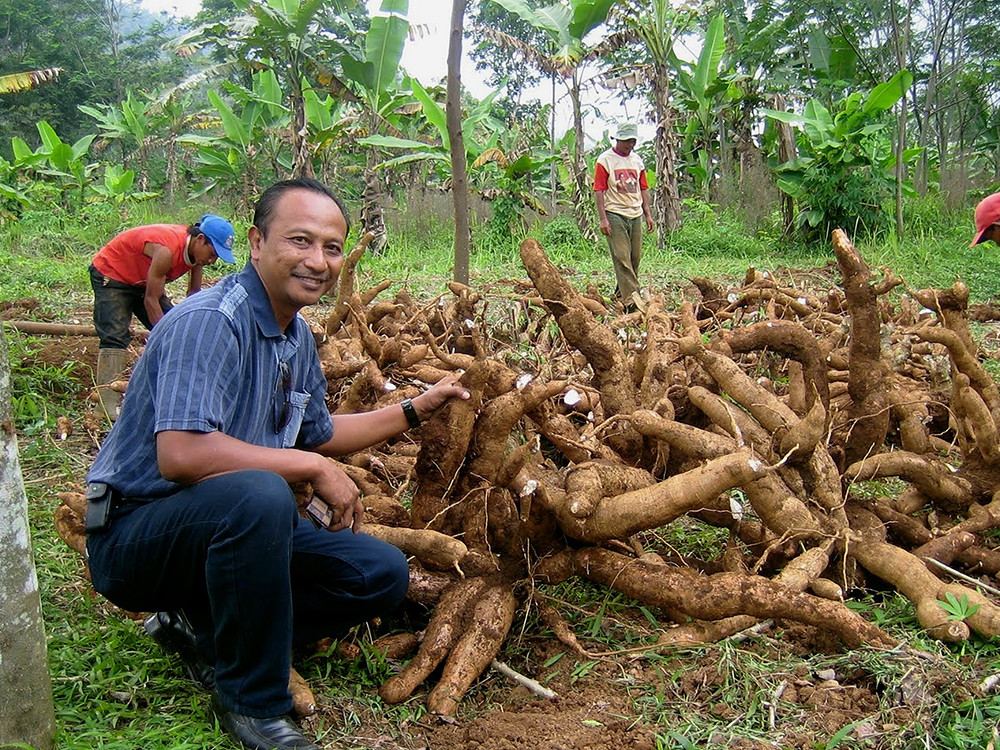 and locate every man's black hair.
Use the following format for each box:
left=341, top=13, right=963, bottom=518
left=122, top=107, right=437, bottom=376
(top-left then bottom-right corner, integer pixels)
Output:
left=252, top=177, right=351, bottom=238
